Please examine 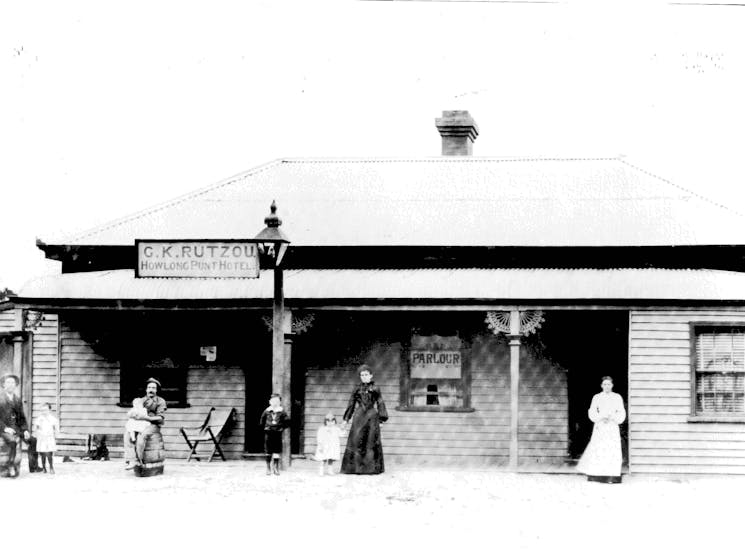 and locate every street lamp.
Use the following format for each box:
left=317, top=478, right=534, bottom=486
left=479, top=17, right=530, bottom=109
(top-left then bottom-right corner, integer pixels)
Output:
left=255, top=200, right=290, bottom=265
left=254, top=201, right=291, bottom=467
